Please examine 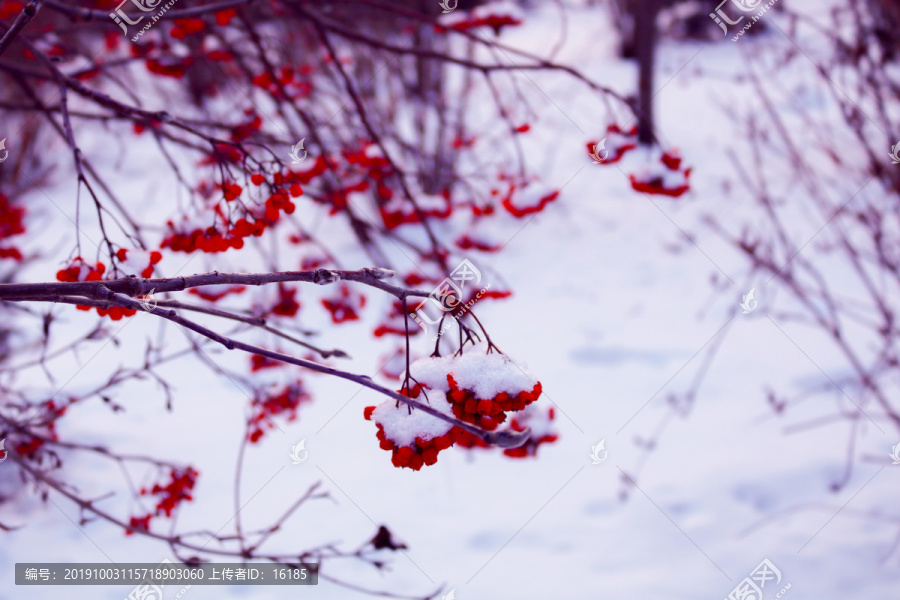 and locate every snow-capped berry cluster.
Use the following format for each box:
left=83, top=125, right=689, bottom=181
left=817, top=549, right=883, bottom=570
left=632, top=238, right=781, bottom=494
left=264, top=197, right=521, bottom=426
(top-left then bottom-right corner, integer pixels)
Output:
left=56, top=257, right=106, bottom=282
left=587, top=124, right=638, bottom=165
left=444, top=350, right=542, bottom=431
left=437, top=1, right=524, bottom=34
left=628, top=148, right=691, bottom=198
left=364, top=389, right=457, bottom=470
left=379, top=190, right=452, bottom=230
left=364, top=344, right=545, bottom=470
left=115, top=248, right=162, bottom=278
left=500, top=405, right=558, bottom=458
